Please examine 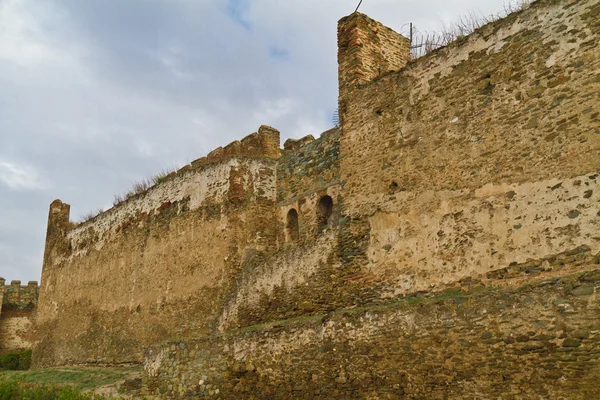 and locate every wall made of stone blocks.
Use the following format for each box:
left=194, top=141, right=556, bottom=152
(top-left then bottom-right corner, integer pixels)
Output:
left=339, top=0, right=600, bottom=292
left=277, top=127, right=340, bottom=204
left=33, top=2, right=600, bottom=393
left=338, top=12, right=411, bottom=100
left=2, top=280, right=39, bottom=312
left=219, top=127, right=344, bottom=330
left=0, top=313, right=35, bottom=355
left=218, top=230, right=339, bottom=330
left=34, top=127, right=282, bottom=368
left=219, top=126, right=342, bottom=330
left=0, top=280, right=38, bottom=354
left=143, top=266, right=600, bottom=399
